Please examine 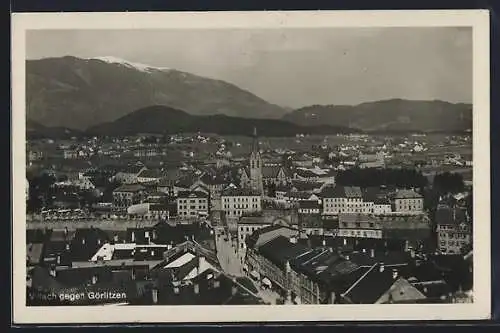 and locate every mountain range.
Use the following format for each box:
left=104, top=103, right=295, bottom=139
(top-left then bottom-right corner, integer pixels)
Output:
left=26, top=56, right=472, bottom=134
left=26, top=56, right=288, bottom=130
left=283, top=99, right=472, bottom=132
left=86, top=105, right=355, bottom=137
